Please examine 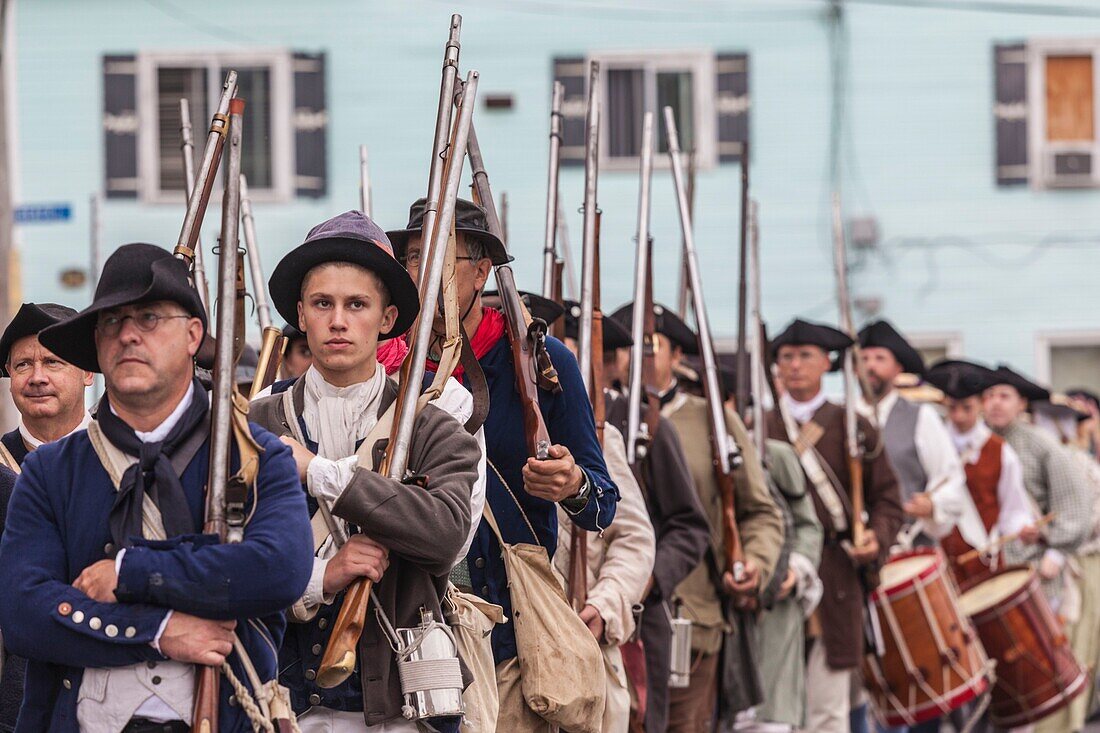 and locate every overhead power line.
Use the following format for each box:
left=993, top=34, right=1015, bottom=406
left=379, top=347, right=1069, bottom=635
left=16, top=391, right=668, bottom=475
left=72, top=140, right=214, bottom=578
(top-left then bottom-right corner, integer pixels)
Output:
left=831, top=0, right=1100, bottom=19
